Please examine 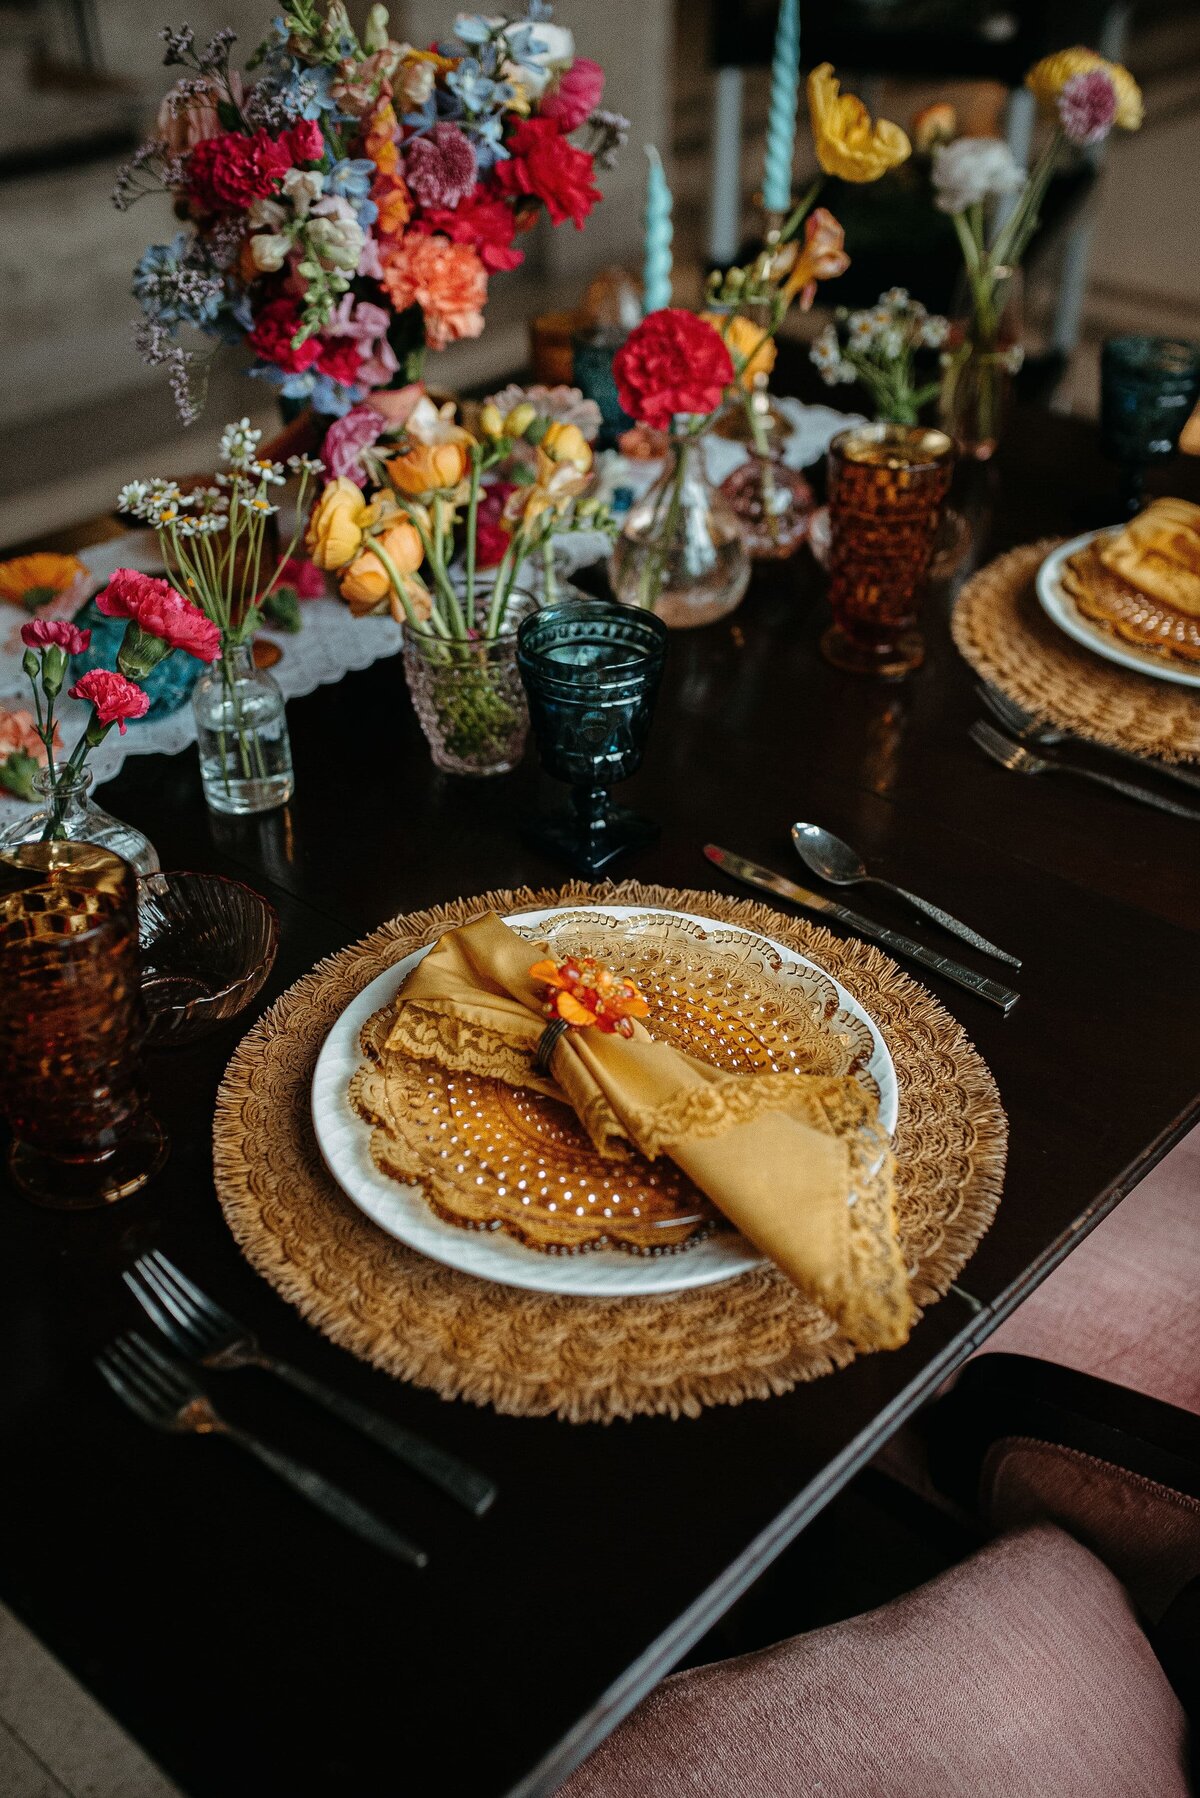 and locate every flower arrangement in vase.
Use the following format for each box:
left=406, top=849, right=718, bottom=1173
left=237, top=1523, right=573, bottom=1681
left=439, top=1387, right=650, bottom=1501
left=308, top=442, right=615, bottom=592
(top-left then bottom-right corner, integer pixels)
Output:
left=115, top=2, right=620, bottom=424
left=932, top=46, right=1143, bottom=457
left=811, top=288, right=949, bottom=424
left=305, top=394, right=615, bottom=774
left=116, top=422, right=324, bottom=813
